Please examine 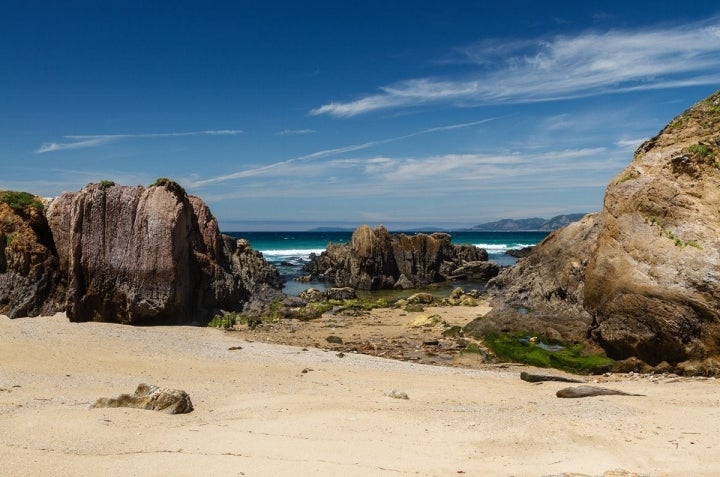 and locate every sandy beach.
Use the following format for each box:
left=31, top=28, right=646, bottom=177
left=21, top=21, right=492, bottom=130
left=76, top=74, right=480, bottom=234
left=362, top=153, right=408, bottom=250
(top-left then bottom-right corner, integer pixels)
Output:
left=1, top=312, right=718, bottom=477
